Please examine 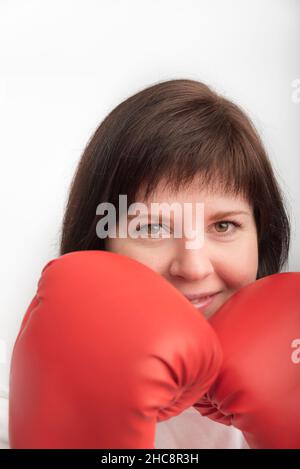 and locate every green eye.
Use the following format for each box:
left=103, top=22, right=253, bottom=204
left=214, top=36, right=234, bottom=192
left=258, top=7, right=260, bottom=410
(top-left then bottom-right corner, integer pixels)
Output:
left=137, top=223, right=170, bottom=238
left=215, top=222, right=230, bottom=232
left=139, top=223, right=161, bottom=234
left=214, top=221, right=241, bottom=235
